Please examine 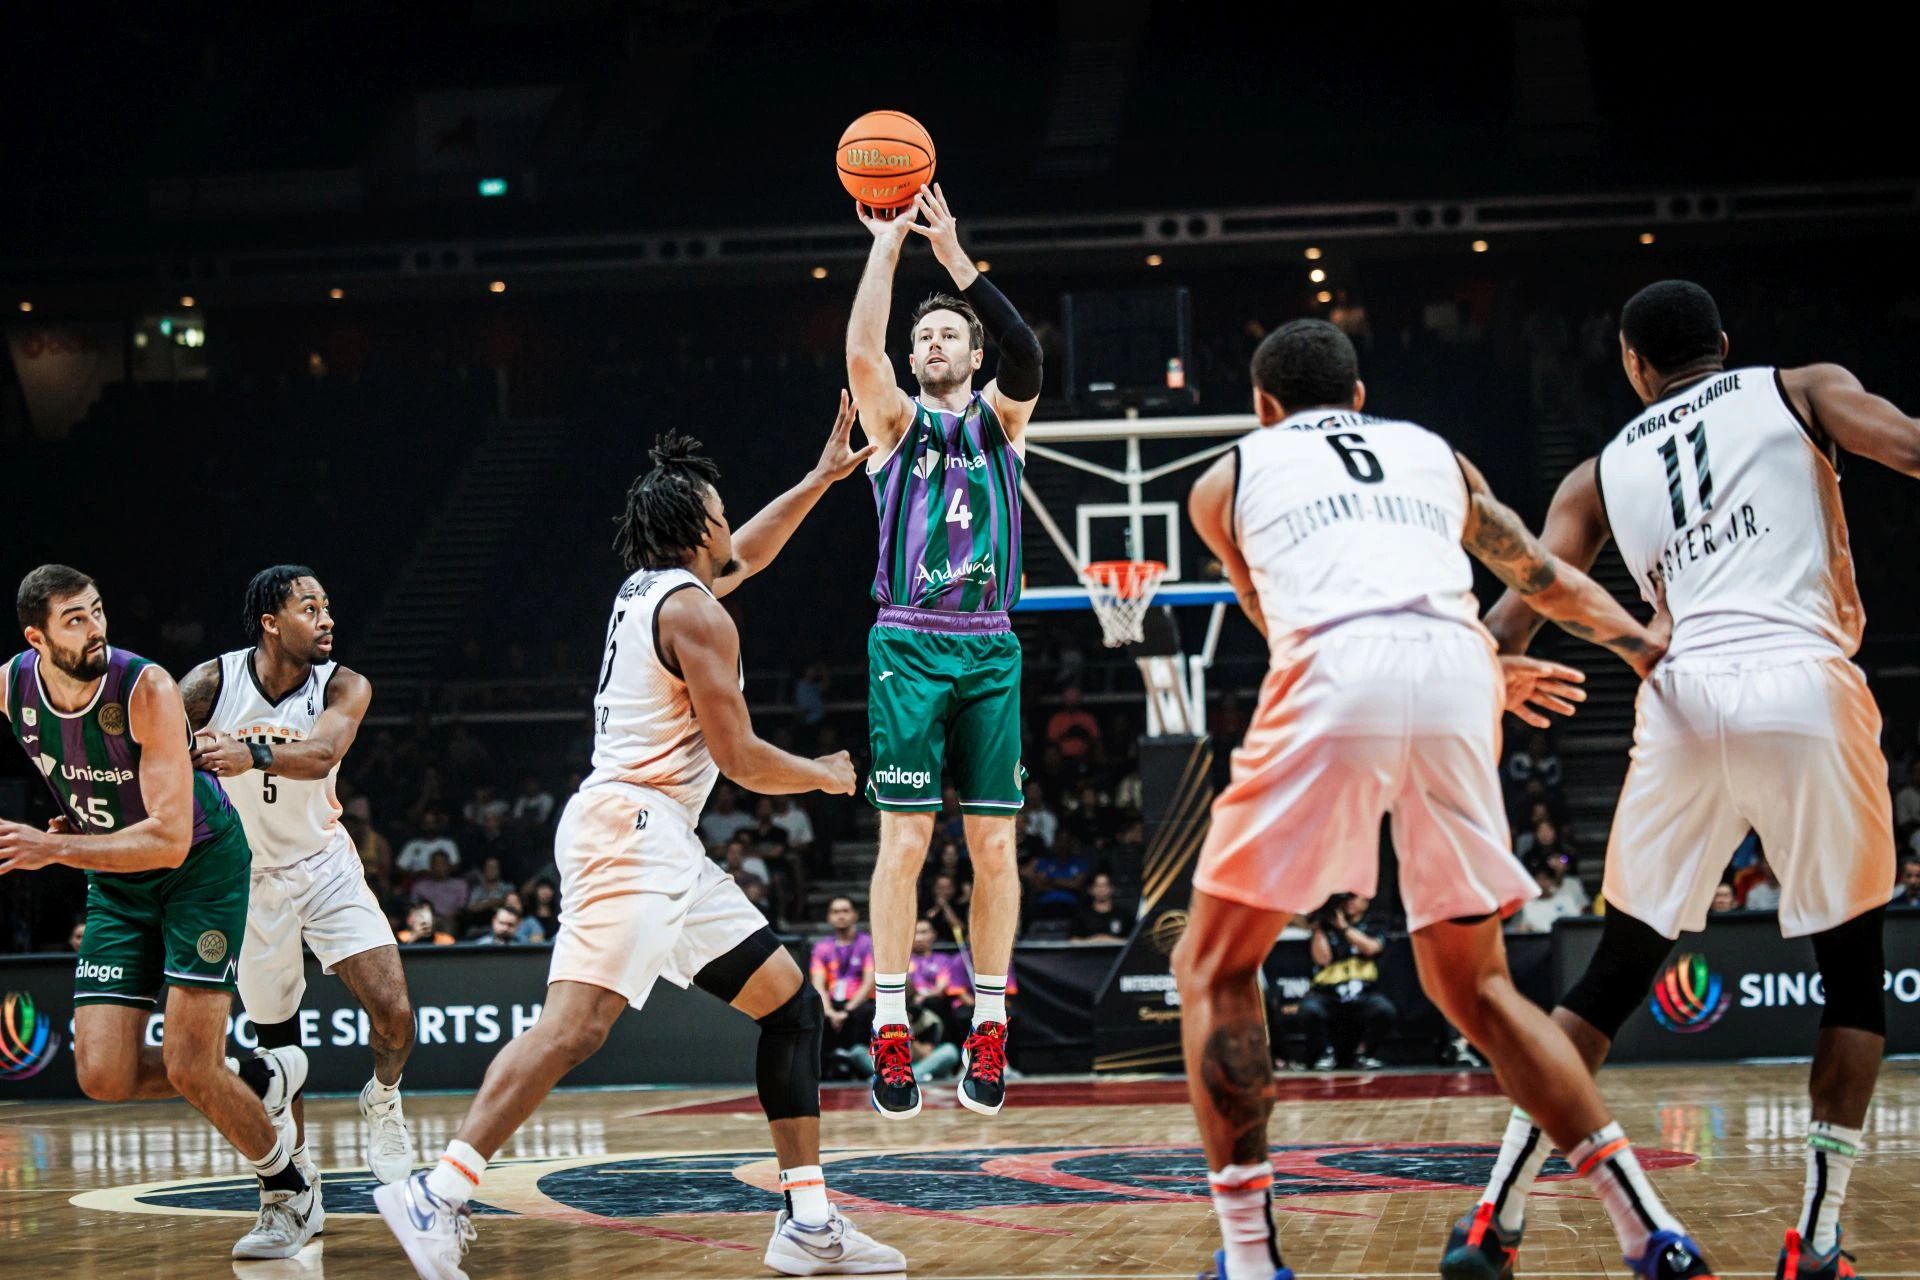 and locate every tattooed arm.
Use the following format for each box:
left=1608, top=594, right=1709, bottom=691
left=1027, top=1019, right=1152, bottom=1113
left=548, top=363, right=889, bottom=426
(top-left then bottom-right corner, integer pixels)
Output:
left=1458, top=454, right=1663, bottom=678
left=178, top=658, right=222, bottom=731
left=1481, top=456, right=1613, bottom=656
